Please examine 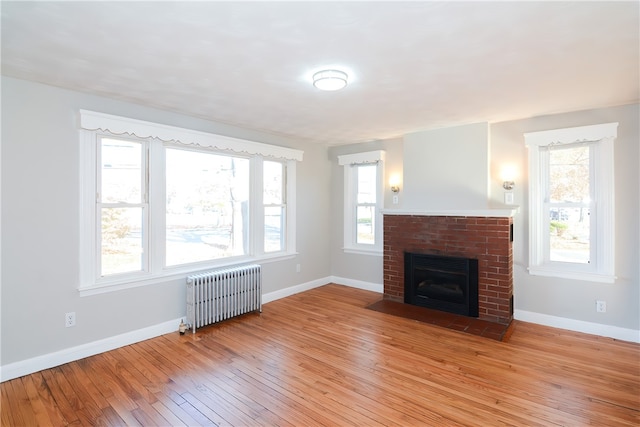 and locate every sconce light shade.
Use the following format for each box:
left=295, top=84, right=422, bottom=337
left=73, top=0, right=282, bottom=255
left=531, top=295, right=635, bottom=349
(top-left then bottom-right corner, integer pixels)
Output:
left=389, top=175, right=400, bottom=193
left=500, top=165, right=517, bottom=191
left=313, top=69, right=348, bottom=91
